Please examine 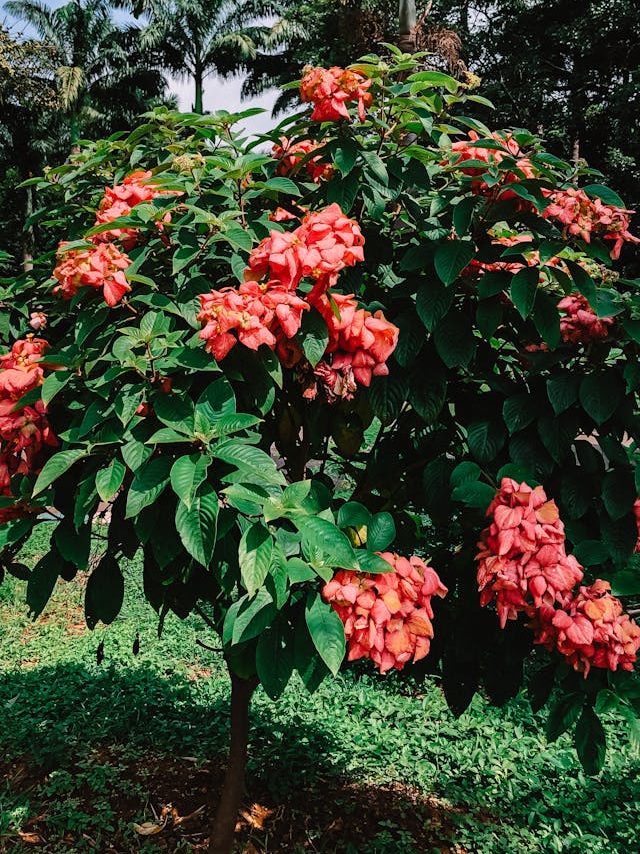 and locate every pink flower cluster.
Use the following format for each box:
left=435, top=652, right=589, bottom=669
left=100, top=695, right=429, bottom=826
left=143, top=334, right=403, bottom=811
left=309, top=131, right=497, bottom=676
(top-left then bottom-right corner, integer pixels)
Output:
left=245, top=203, right=365, bottom=297
left=322, top=552, right=448, bottom=673
left=315, top=293, right=399, bottom=387
left=198, top=203, right=397, bottom=393
left=557, top=294, right=615, bottom=345
left=93, top=169, right=179, bottom=250
left=197, top=282, right=308, bottom=361
left=534, top=580, right=640, bottom=676
left=477, top=478, right=640, bottom=675
left=53, top=242, right=132, bottom=307
left=449, top=131, right=536, bottom=199
left=272, top=138, right=333, bottom=183
left=543, top=188, right=639, bottom=260
left=0, top=338, right=57, bottom=522
left=300, top=66, right=372, bottom=122
left=477, top=478, right=581, bottom=627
